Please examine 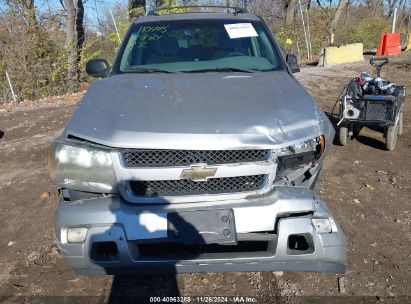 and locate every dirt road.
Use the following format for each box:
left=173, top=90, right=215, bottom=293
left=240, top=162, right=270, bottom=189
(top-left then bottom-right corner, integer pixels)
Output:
left=0, top=53, right=410, bottom=303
